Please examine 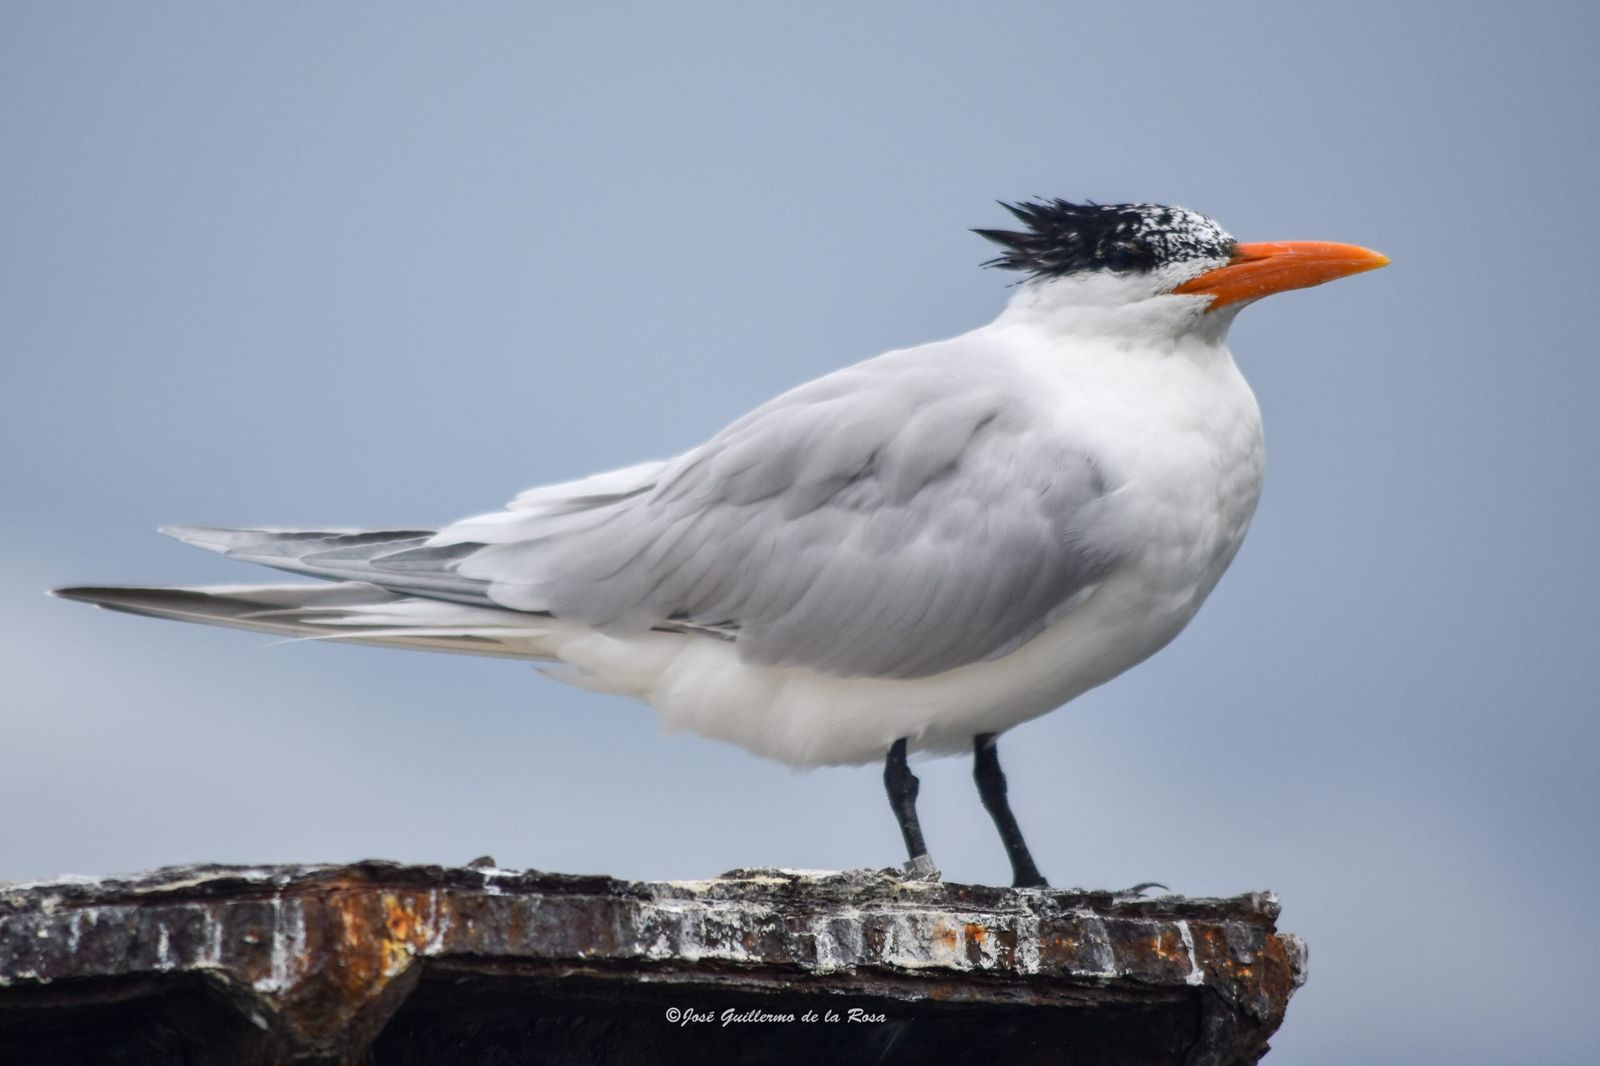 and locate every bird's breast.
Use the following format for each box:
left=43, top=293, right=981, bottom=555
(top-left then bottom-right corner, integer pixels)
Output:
left=1063, top=341, right=1266, bottom=640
